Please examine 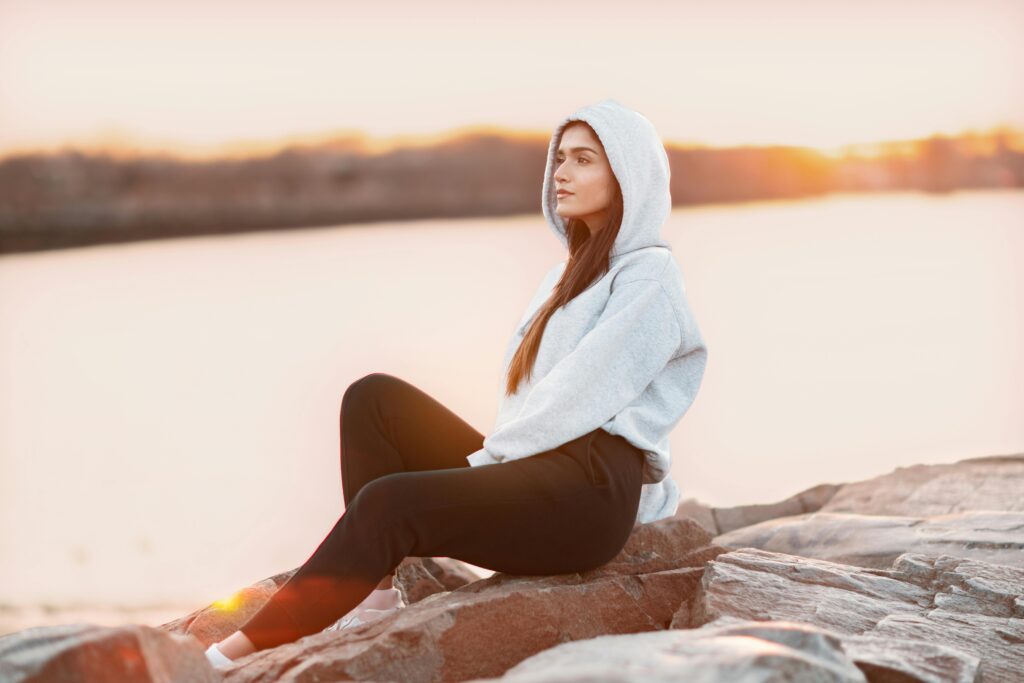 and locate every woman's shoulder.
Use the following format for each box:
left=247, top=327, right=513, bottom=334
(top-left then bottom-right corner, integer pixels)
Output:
left=608, top=249, right=694, bottom=333
left=608, top=247, right=676, bottom=289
